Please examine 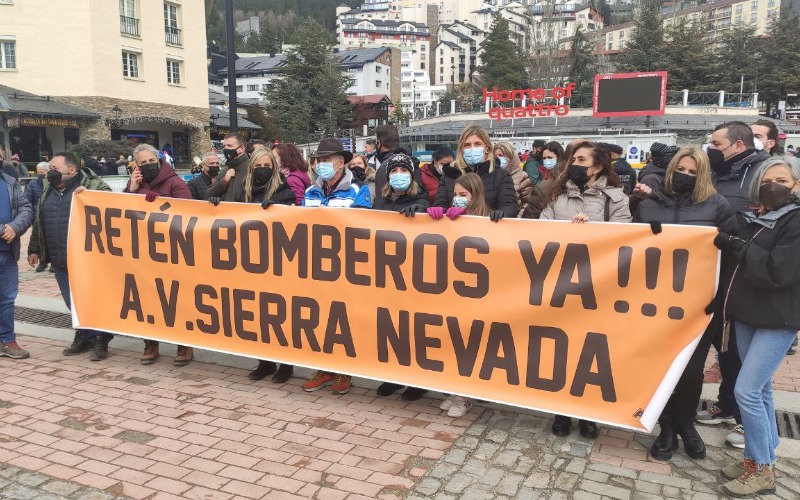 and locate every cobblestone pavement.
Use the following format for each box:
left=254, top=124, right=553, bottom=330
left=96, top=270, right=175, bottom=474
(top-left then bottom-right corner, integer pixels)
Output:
left=0, top=464, right=128, bottom=500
